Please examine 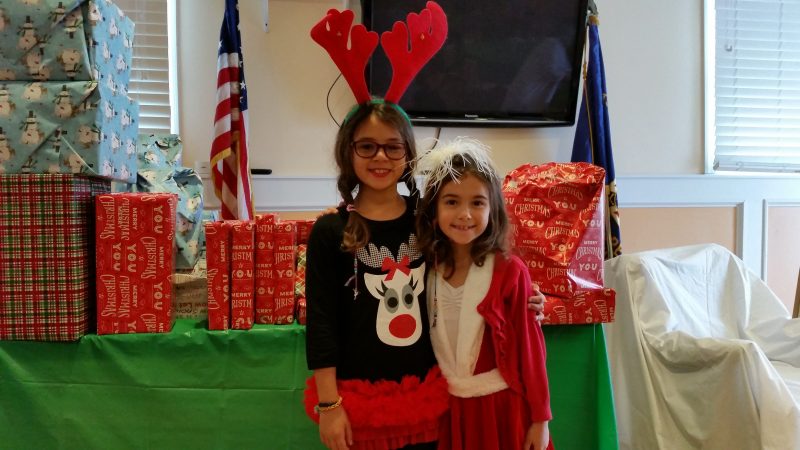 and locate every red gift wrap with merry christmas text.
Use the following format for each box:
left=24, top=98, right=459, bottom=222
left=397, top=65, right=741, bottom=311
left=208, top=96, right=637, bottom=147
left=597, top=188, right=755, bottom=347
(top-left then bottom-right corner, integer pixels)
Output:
left=230, top=220, right=255, bottom=329
left=273, top=221, right=296, bottom=324
left=296, top=297, right=307, bottom=325
left=254, top=213, right=277, bottom=324
left=503, top=162, right=615, bottom=325
left=95, top=193, right=177, bottom=334
left=205, top=221, right=232, bottom=330
left=292, top=219, right=315, bottom=245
